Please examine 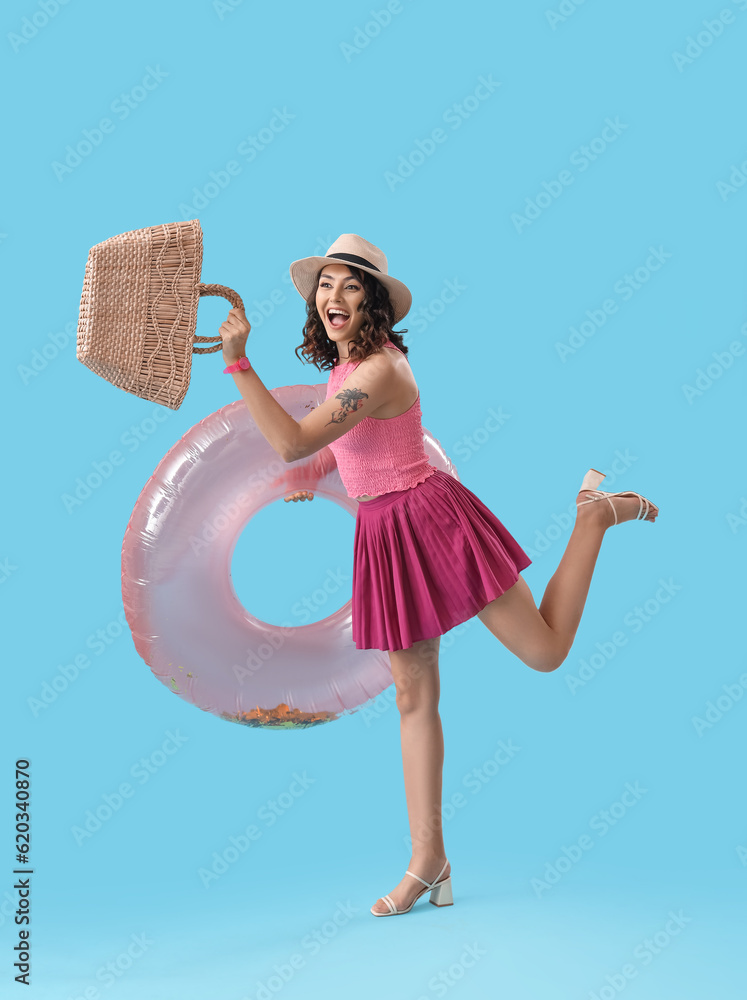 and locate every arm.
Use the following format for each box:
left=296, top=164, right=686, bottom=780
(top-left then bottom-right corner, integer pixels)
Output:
left=283, top=354, right=393, bottom=463
left=221, top=307, right=306, bottom=461
left=220, top=308, right=393, bottom=463
left=271, top=444, right=337, bottom=497
left=226, top=364, right=301, bottom=461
